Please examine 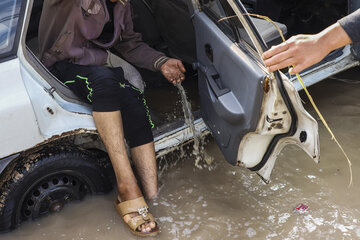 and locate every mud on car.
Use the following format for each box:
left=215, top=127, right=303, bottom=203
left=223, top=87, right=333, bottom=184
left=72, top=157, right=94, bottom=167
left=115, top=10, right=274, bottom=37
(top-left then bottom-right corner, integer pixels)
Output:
left=0, top=0, right=359, bottom=232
